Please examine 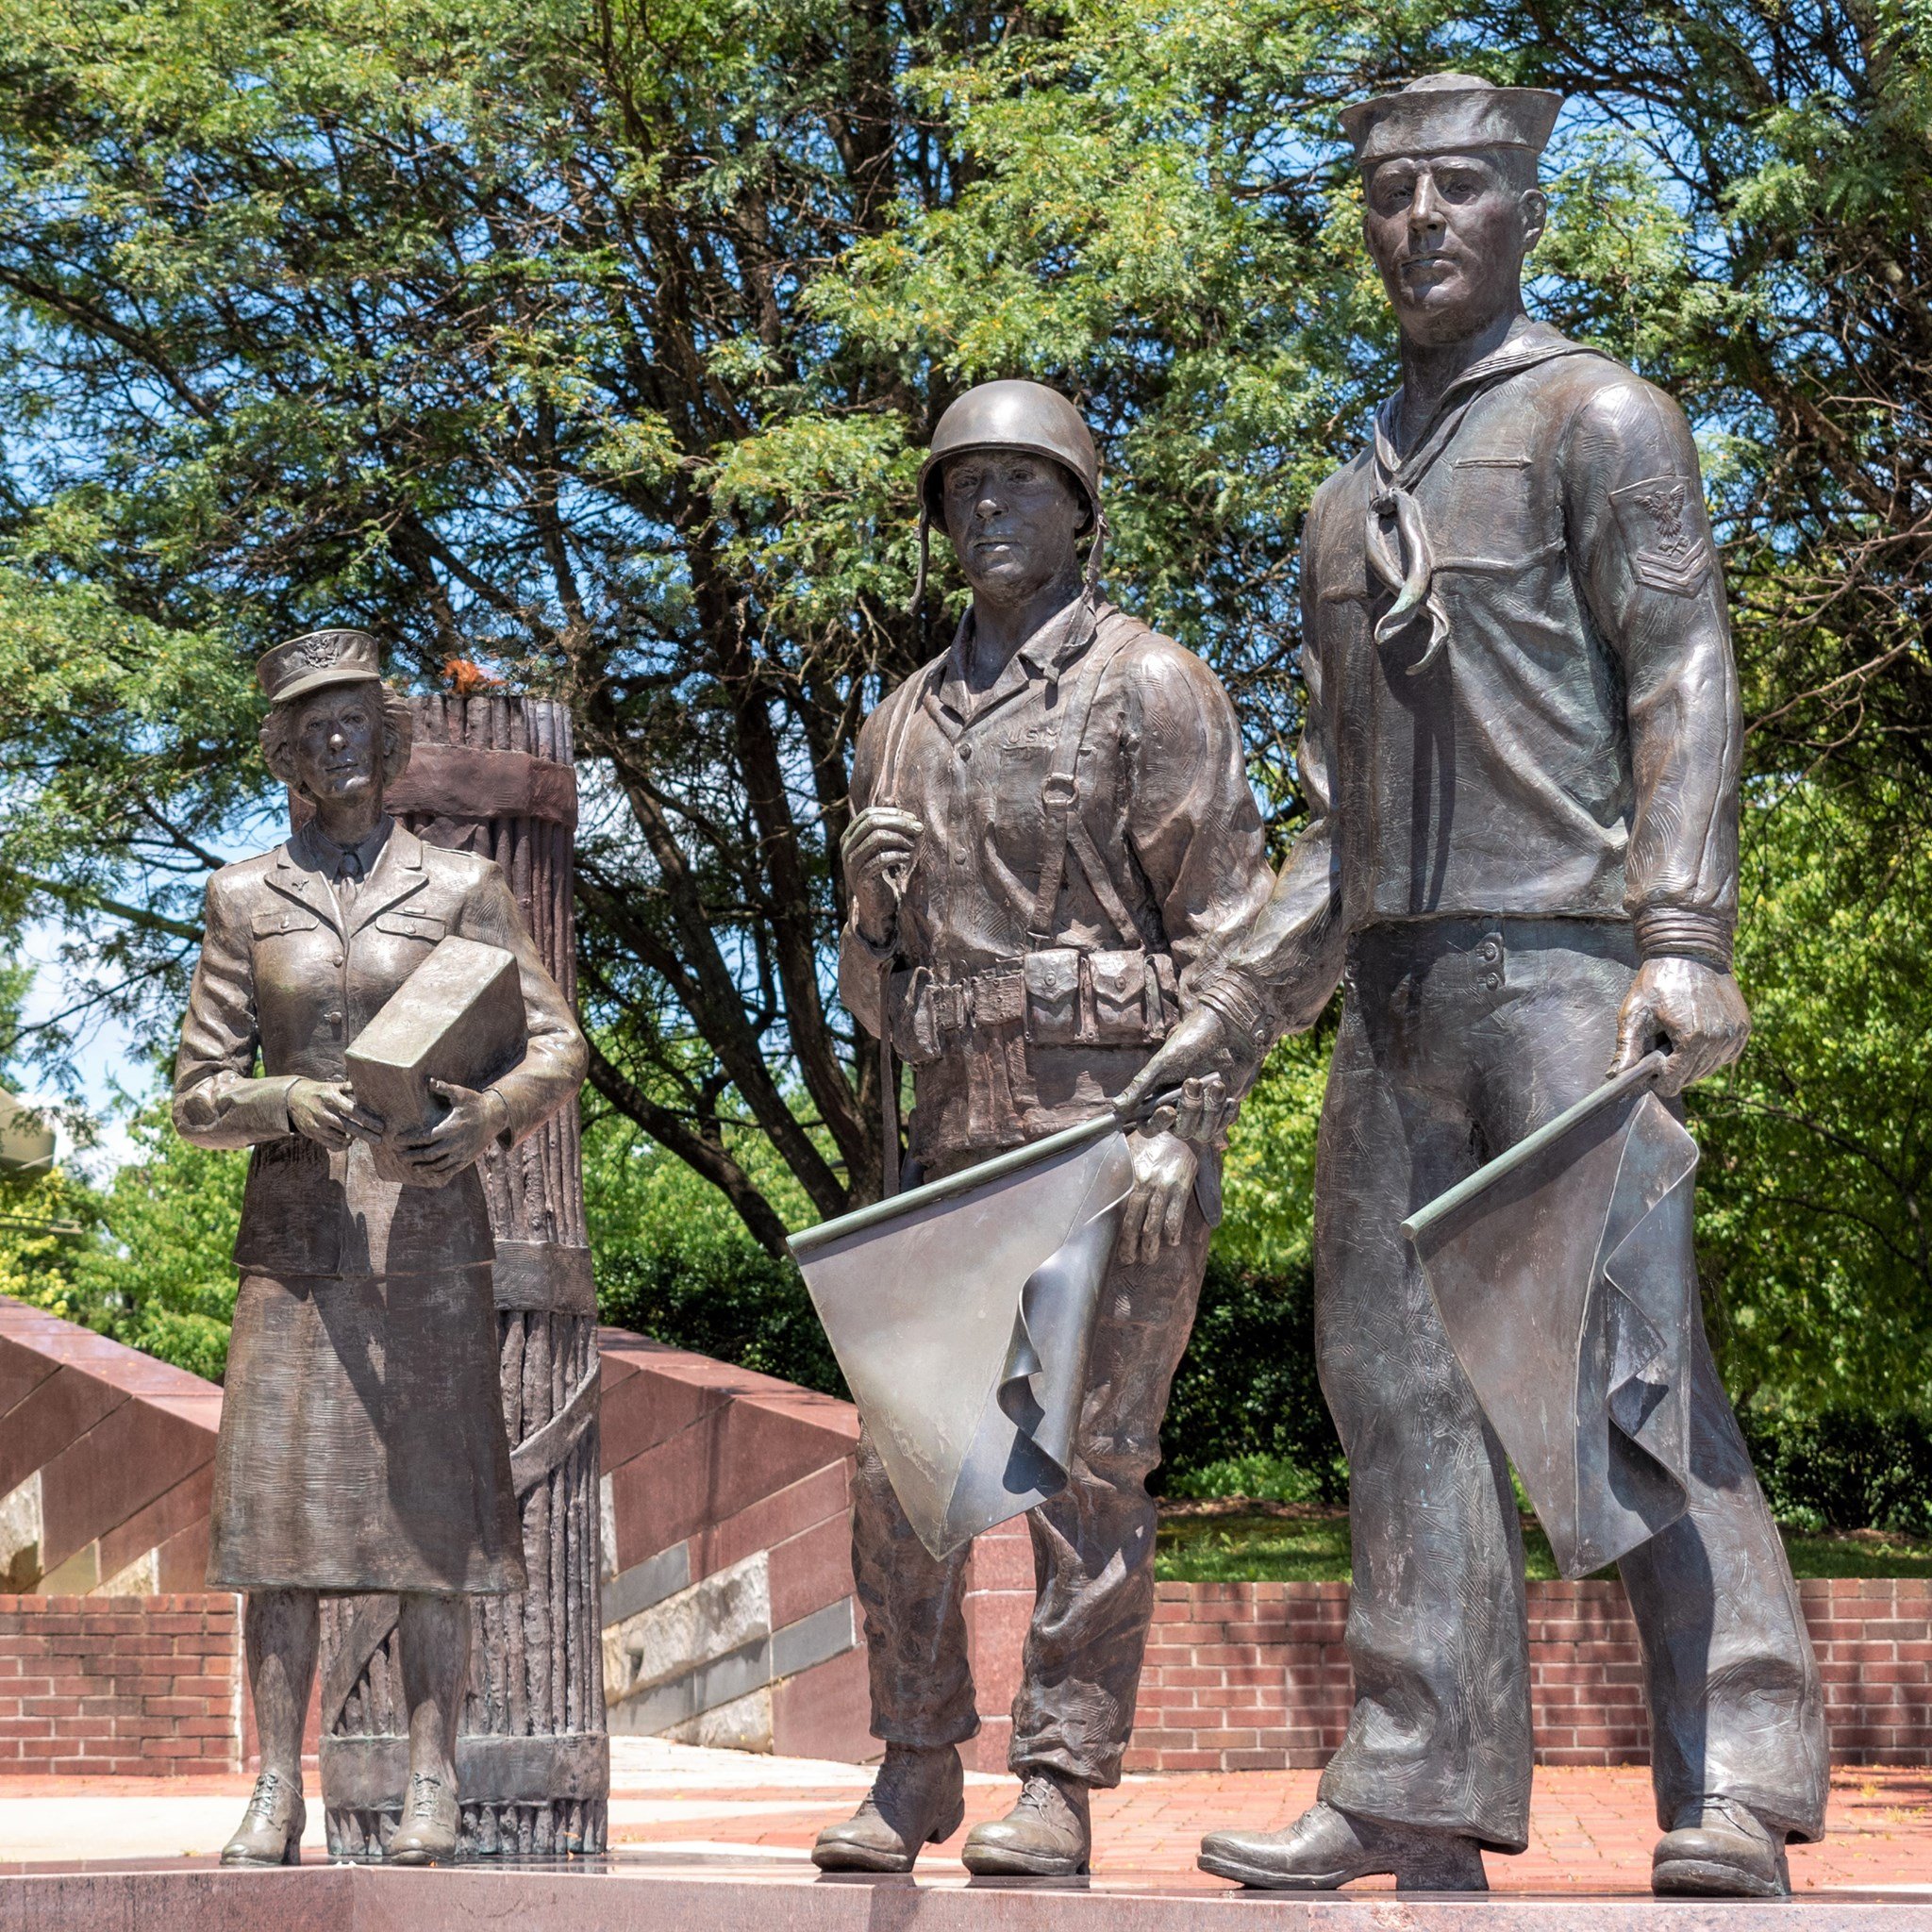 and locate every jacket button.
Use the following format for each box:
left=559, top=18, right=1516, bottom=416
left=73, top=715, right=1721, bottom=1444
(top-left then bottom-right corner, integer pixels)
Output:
left=330, top=955, right=343, bottom=968
left=325, top=1010, right=343, bottom=1027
